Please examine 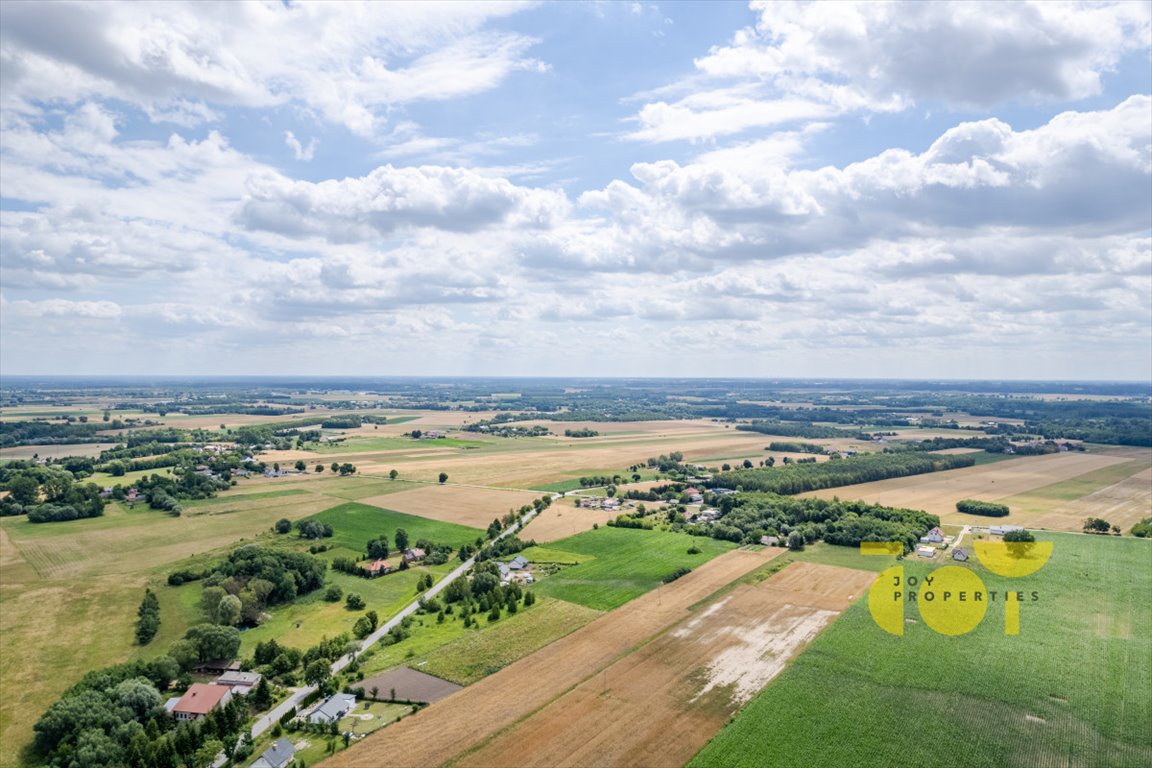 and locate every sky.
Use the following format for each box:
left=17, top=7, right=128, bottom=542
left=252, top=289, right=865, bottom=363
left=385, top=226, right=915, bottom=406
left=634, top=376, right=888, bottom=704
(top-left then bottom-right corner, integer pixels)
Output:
left=1, top=0, right=1150, bottom=381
